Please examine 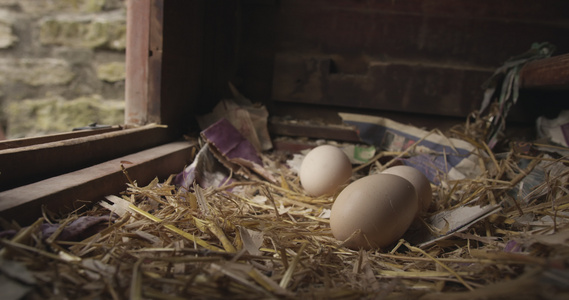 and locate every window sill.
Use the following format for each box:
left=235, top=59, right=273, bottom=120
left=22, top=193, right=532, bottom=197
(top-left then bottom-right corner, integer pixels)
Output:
left=0, top=124, right=180, bottom=191
left=0, top=139, right=196, bottom=225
